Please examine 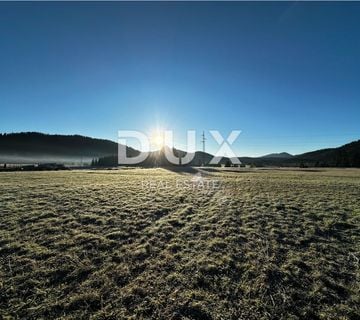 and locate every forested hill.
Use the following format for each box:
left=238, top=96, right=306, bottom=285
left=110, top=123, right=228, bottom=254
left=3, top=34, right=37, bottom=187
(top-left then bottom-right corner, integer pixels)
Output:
left=0, top=132, right=120, bottom=157
left=0, top=132, right=139, bottom=164
left=292, top=139, right=360, bottom=167
left=236, top=140, right=360, bottom=167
